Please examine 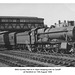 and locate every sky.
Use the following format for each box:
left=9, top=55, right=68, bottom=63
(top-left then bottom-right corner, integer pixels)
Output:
left=0, top=3, right=75, bottom=27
